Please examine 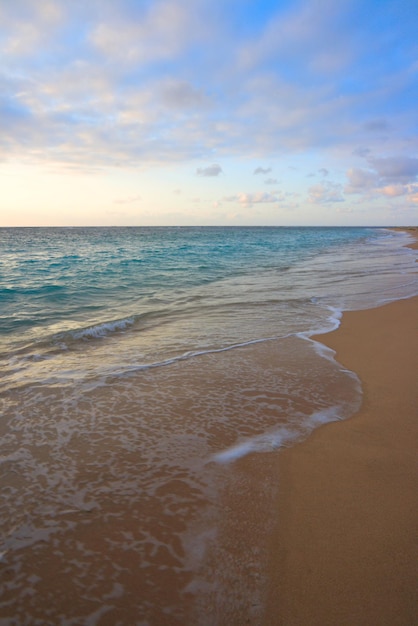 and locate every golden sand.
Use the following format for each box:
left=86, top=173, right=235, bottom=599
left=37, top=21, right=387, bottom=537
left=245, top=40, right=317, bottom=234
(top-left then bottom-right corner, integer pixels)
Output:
left=265, top=288, right=417, bottom=623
